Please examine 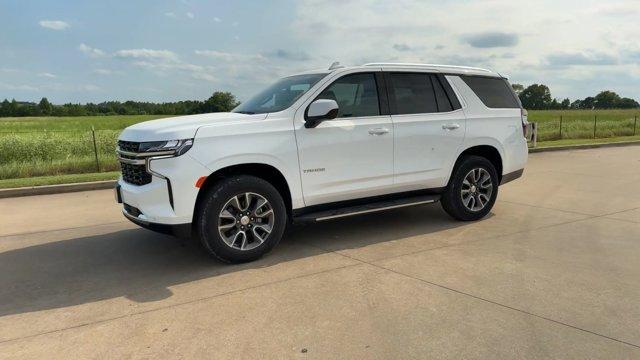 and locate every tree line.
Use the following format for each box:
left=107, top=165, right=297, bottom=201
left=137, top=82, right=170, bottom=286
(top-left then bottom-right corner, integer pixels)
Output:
left=1, top=84, right=638, bottom=117
left=0, top=91, right=239, bottom=117
left=511, top=84, right=639, bottom=110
